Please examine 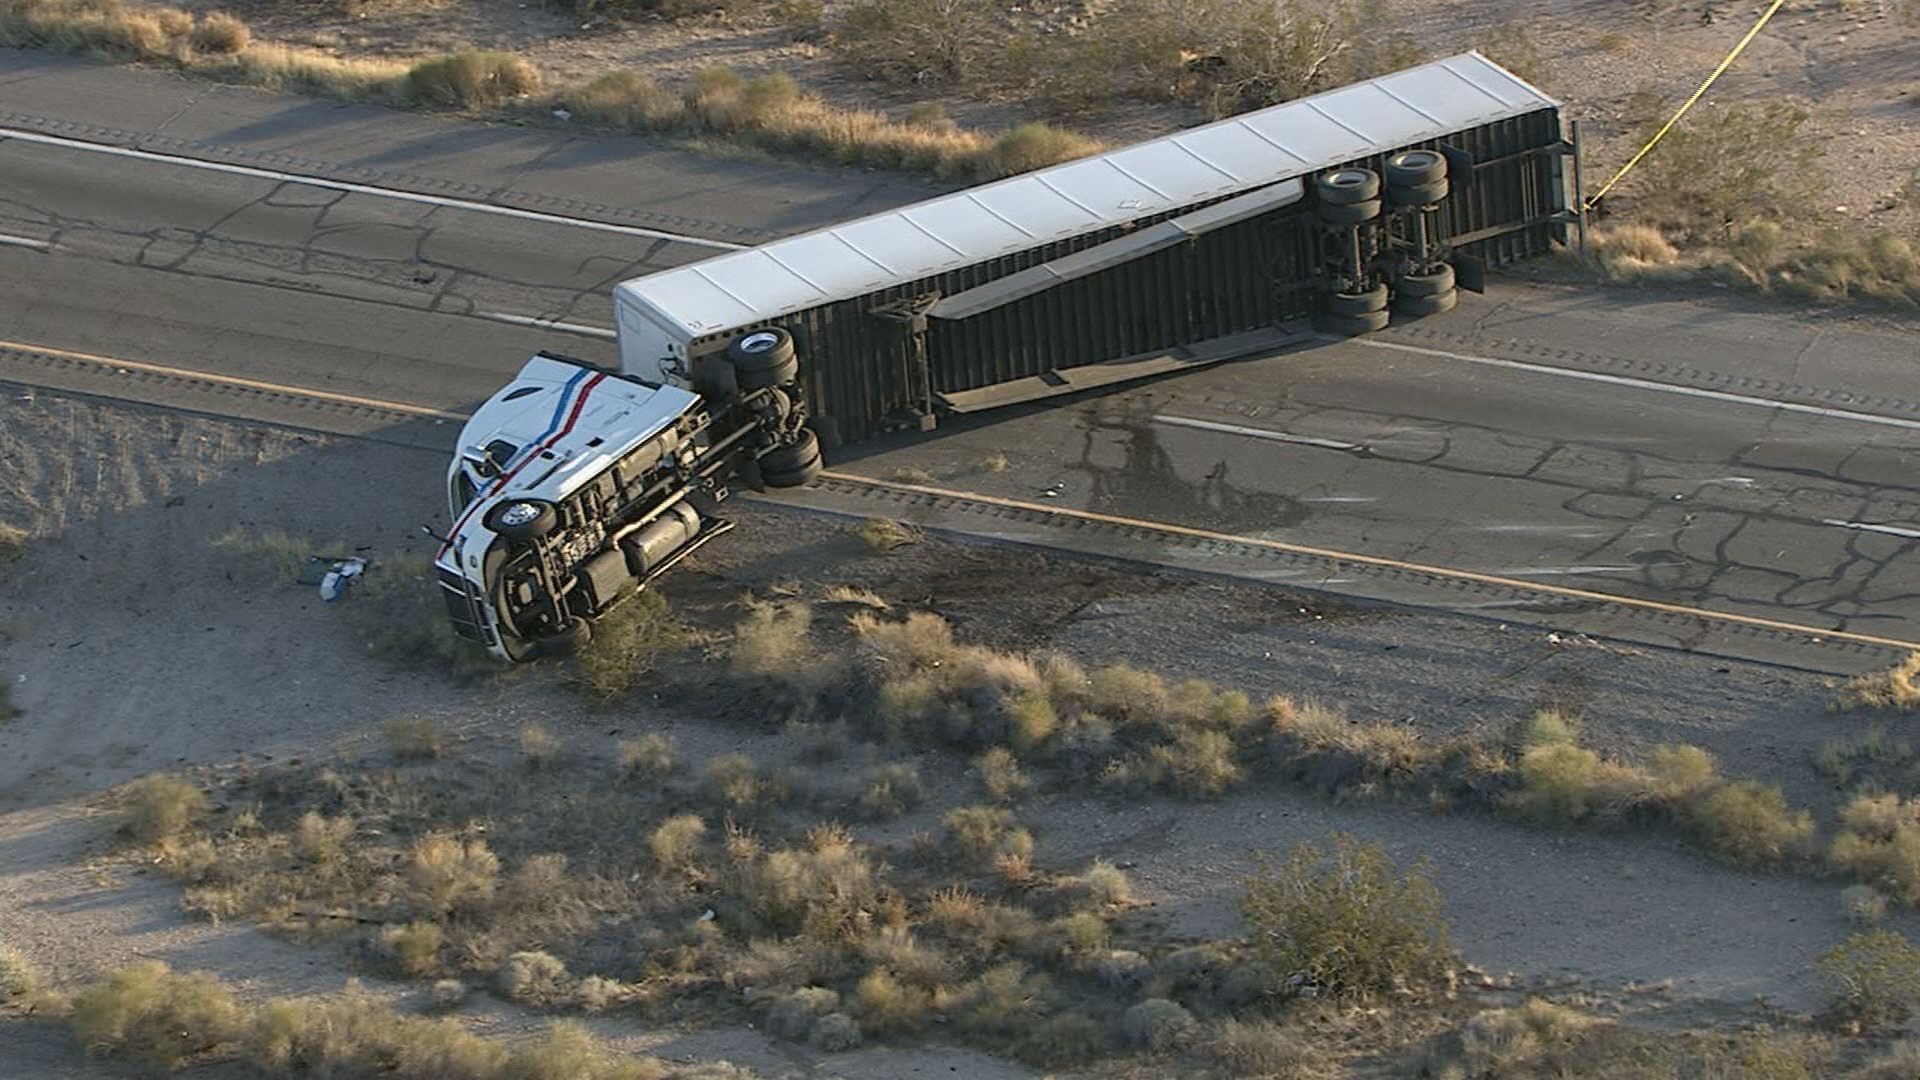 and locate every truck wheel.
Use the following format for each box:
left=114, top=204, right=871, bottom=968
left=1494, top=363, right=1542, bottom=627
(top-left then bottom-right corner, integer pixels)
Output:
left=487, top=499, right=558, bottom=543
left=1327, top=284, right=1388, bottom=316
left=1318, top=308, right=1391, bottom=336
left=1384, top=149, right=1446, bottom=188
left=1393, top=288, right=1458, bottom=317
left=1317, top=199, right=1380, bottom=227
left=535, top=616, right=591, bottom=658
left=761, top=429, right=823, bottom=489
left=1387, top=178, right=1449, bottom=207
left=1315, top=168, right=1380, bottom=205
left=1396, top=264, right=1454, bottom=297
left=728, top=329, right=800, bottom=390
